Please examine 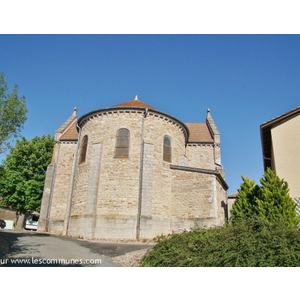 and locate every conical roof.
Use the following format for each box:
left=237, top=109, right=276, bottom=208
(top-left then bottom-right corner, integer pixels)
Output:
left=111, top=96, right=155, bottom=109
left=77, top=96, right=189, bottom=144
